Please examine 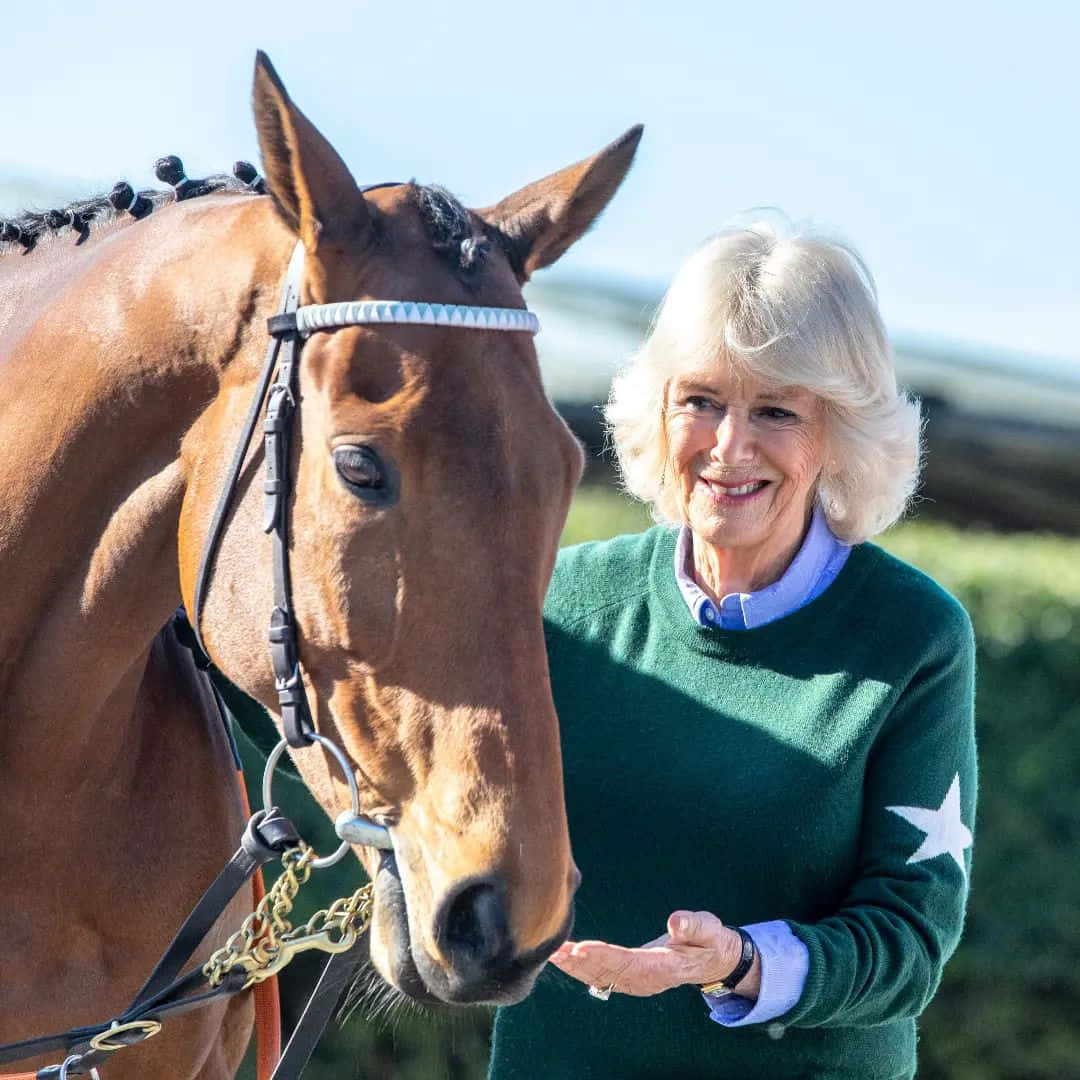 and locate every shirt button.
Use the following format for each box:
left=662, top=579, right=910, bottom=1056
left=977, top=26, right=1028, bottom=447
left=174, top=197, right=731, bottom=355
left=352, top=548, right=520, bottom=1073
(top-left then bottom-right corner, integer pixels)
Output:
left=703, top=605, right=716, bottom=623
